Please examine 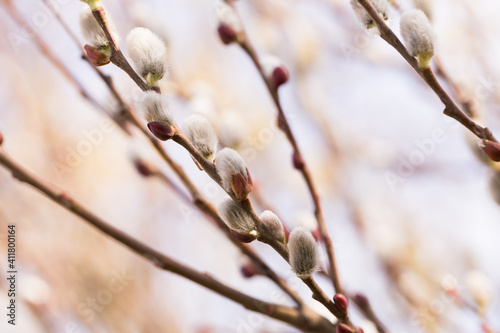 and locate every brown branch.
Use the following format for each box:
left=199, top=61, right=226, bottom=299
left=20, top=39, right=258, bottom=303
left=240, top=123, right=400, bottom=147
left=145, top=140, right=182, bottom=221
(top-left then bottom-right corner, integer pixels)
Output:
left=355, top=0, right=497, bottom=142
left=0, top=147, right=335, bottom=333
left=235, top=14, right=343, bottom=295
left=81, top=4, right=350, bottom=323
